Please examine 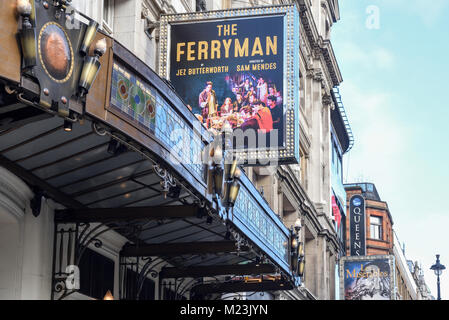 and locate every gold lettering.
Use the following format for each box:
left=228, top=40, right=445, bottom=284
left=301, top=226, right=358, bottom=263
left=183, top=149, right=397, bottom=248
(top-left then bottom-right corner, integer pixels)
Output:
left=222, top=39, right=232, bottom=58
left=211, top=40, right=221, bottom=59
left=346, top=269, right=357, bottom=279
left=251, top=37, right=264, bottom=56
left=224, top=24, right=231, bottom=36
left=217, top=25, right=223, bottom=36
left=176, top=43, right=185, bottom=62
left=231, top=24, right=237, bottom=36
left=266, top=36, right=277, bottom=55
left=187, top=42, right=196, bottom=61
left=198, top=41, right=208, bottom=60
